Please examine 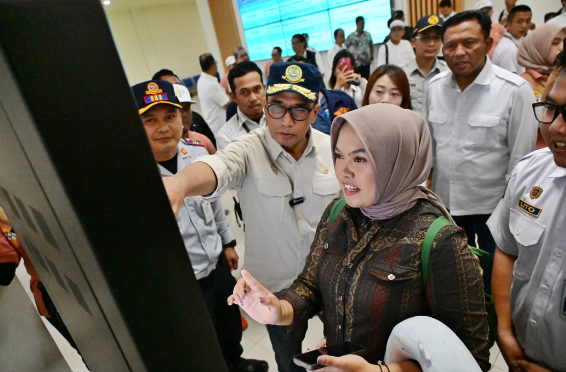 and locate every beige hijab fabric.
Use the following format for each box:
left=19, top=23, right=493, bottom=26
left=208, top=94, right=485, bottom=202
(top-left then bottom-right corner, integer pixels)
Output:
left=517, top=24, right=565, bottom=75
left=330, top=104, right=454, bottom=223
